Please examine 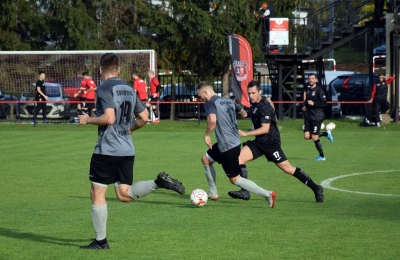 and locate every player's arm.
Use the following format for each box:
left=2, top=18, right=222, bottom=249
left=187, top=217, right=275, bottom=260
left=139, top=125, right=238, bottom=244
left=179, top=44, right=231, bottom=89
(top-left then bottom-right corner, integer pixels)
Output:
left=129, top=109, right=149, bottom=133
left=235, top=104, right=247, bottom=118
left=302, top=91, right=307, bottom=111
left=267, top=97, right=275, bottom=110
left=36, top=85, right=48, bottom=100
left=84, top=81, right=96, bottom=94
left=204, top=113, right=216, bottom=149
left=239, top=123, right=270, bottom=137
left=369, top=84, right=377, bottom=102
left=79, top=107, right=115, bottom=125
left=309, top=89, right=327, bottom=107
left=386, top=75, right=395, bottom=85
